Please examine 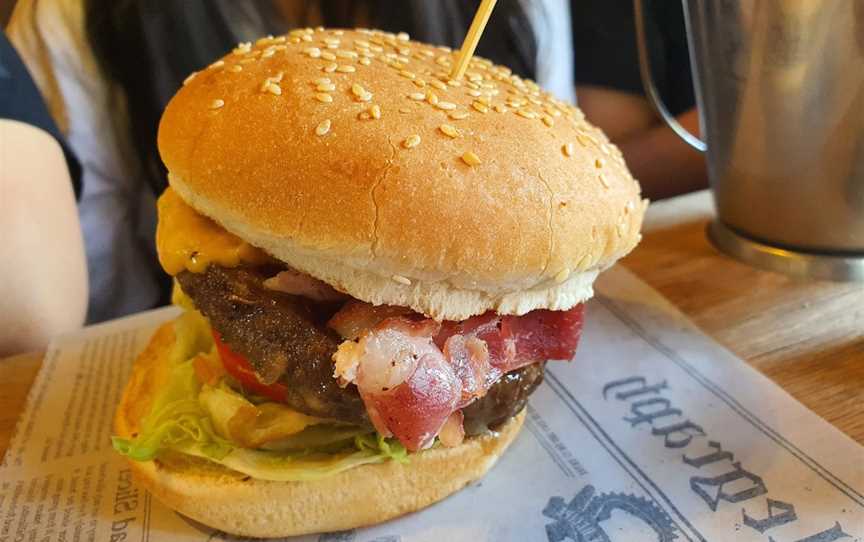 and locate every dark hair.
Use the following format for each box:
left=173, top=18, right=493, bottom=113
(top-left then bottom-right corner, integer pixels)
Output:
left=85, top=0, right=538, bottom=195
